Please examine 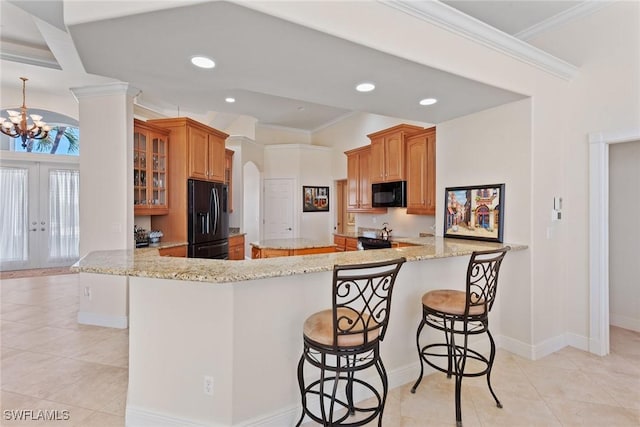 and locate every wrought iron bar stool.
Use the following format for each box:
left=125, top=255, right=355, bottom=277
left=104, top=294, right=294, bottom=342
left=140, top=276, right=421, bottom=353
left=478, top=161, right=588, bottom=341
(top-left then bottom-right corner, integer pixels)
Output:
left=296, top=258, right=406, bottom=426
left=411, top=247, right=510, bottom=427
